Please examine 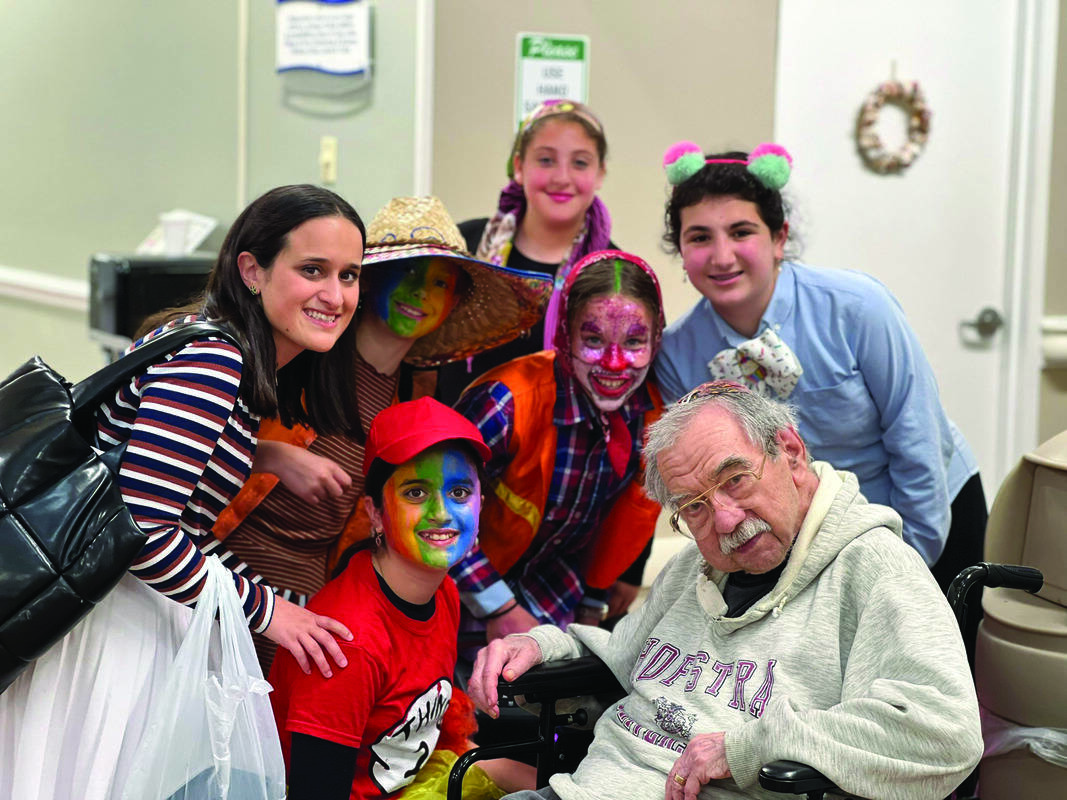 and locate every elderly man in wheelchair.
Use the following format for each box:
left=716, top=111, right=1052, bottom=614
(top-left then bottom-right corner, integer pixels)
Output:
left=466, top=380, right=983, bottom=800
